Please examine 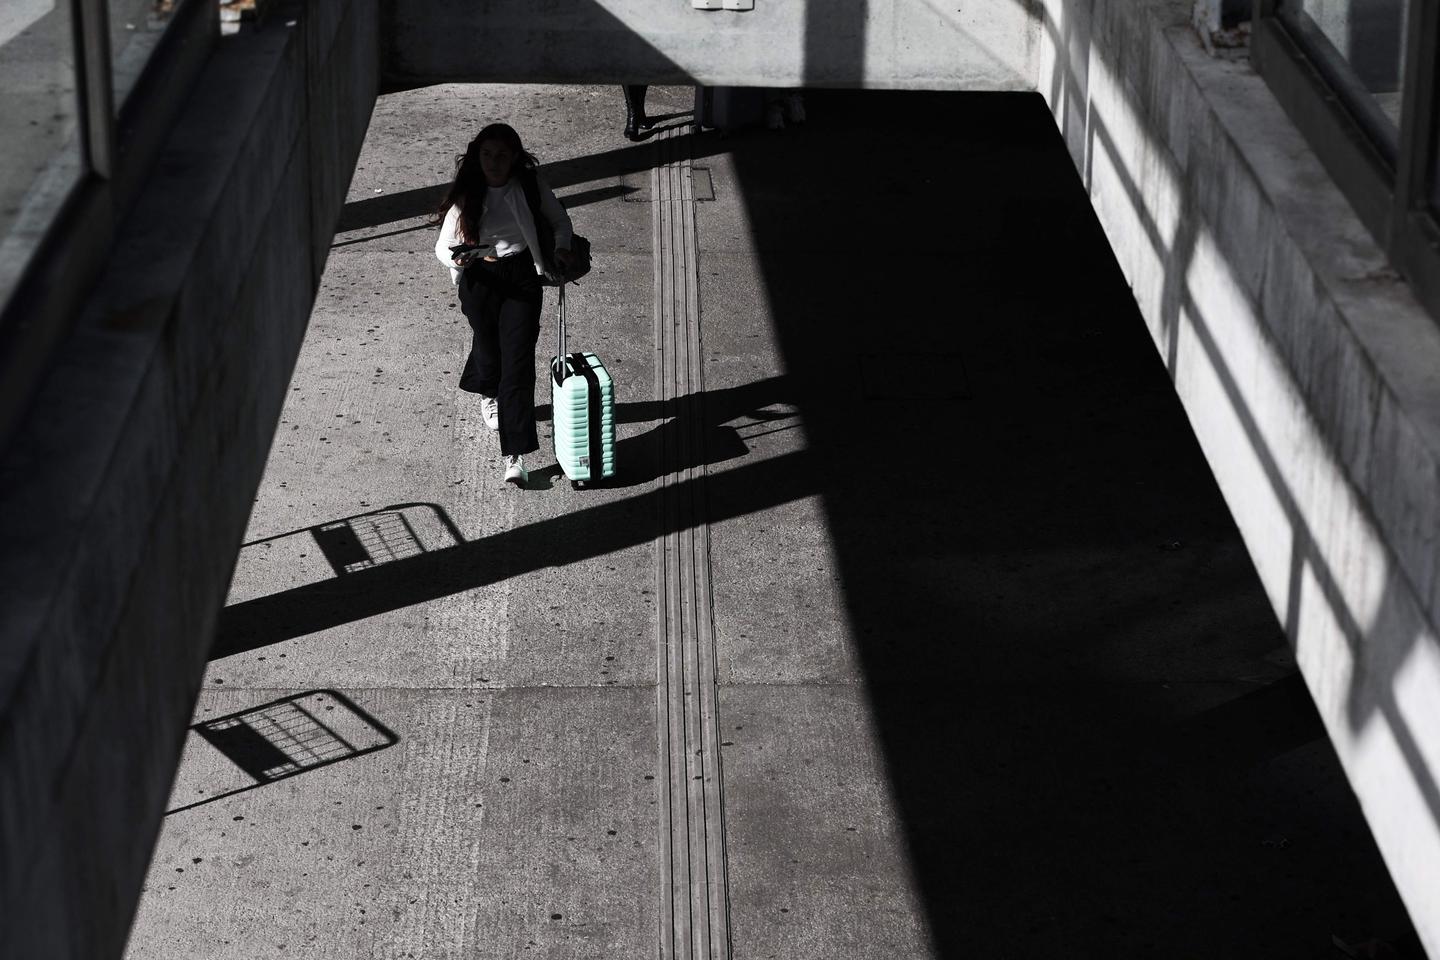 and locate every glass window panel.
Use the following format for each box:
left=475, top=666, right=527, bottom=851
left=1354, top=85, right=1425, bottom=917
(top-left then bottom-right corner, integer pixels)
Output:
left=110, top=0, right=179, bottom=110
left=1282, top=0, right=1410, bottom=130
left=0, top=0, right=84, bottom=311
